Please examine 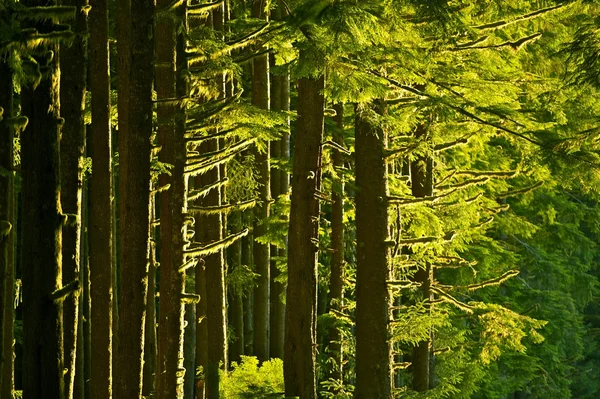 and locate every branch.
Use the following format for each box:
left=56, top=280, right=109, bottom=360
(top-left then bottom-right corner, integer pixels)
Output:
left=452, top=33, right=542, bottom=52
left=181, top=293, right=201, bottom=304
left=51, top=280, right=80, bottom=302
left=473, top=3, right=565, bottom=31
left=178, top=258, right=199, bottom=273
left=185, top=229, right=249, bottom=257
left=189, top=199, right=256, bottom=216
left=496, top=181, right=544, bottom=199
left=436, top=177, right=489, bottom=192
left=188, top=178, right=229, bottom=202
left=430, top=286, right=474, bottom=314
